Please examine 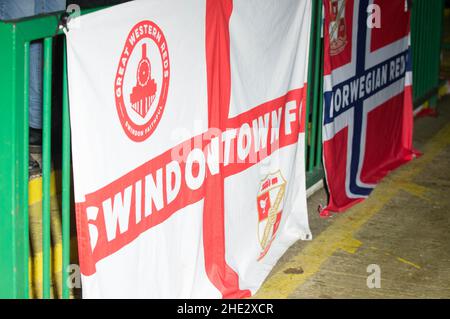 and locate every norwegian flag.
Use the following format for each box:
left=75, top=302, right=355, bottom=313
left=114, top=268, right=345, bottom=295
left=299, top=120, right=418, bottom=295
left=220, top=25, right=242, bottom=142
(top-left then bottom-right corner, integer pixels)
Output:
left=321, top=0, right=418, bottom=216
